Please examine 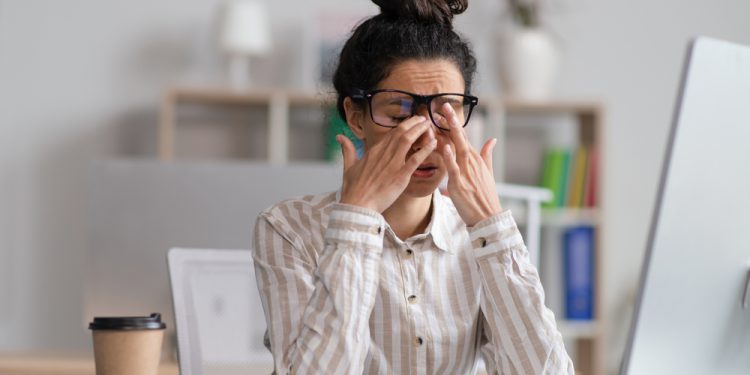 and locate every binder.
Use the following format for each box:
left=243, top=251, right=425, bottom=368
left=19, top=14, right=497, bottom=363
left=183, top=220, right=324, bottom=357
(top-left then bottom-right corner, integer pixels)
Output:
left=564, top=225, right=595, bottom=320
